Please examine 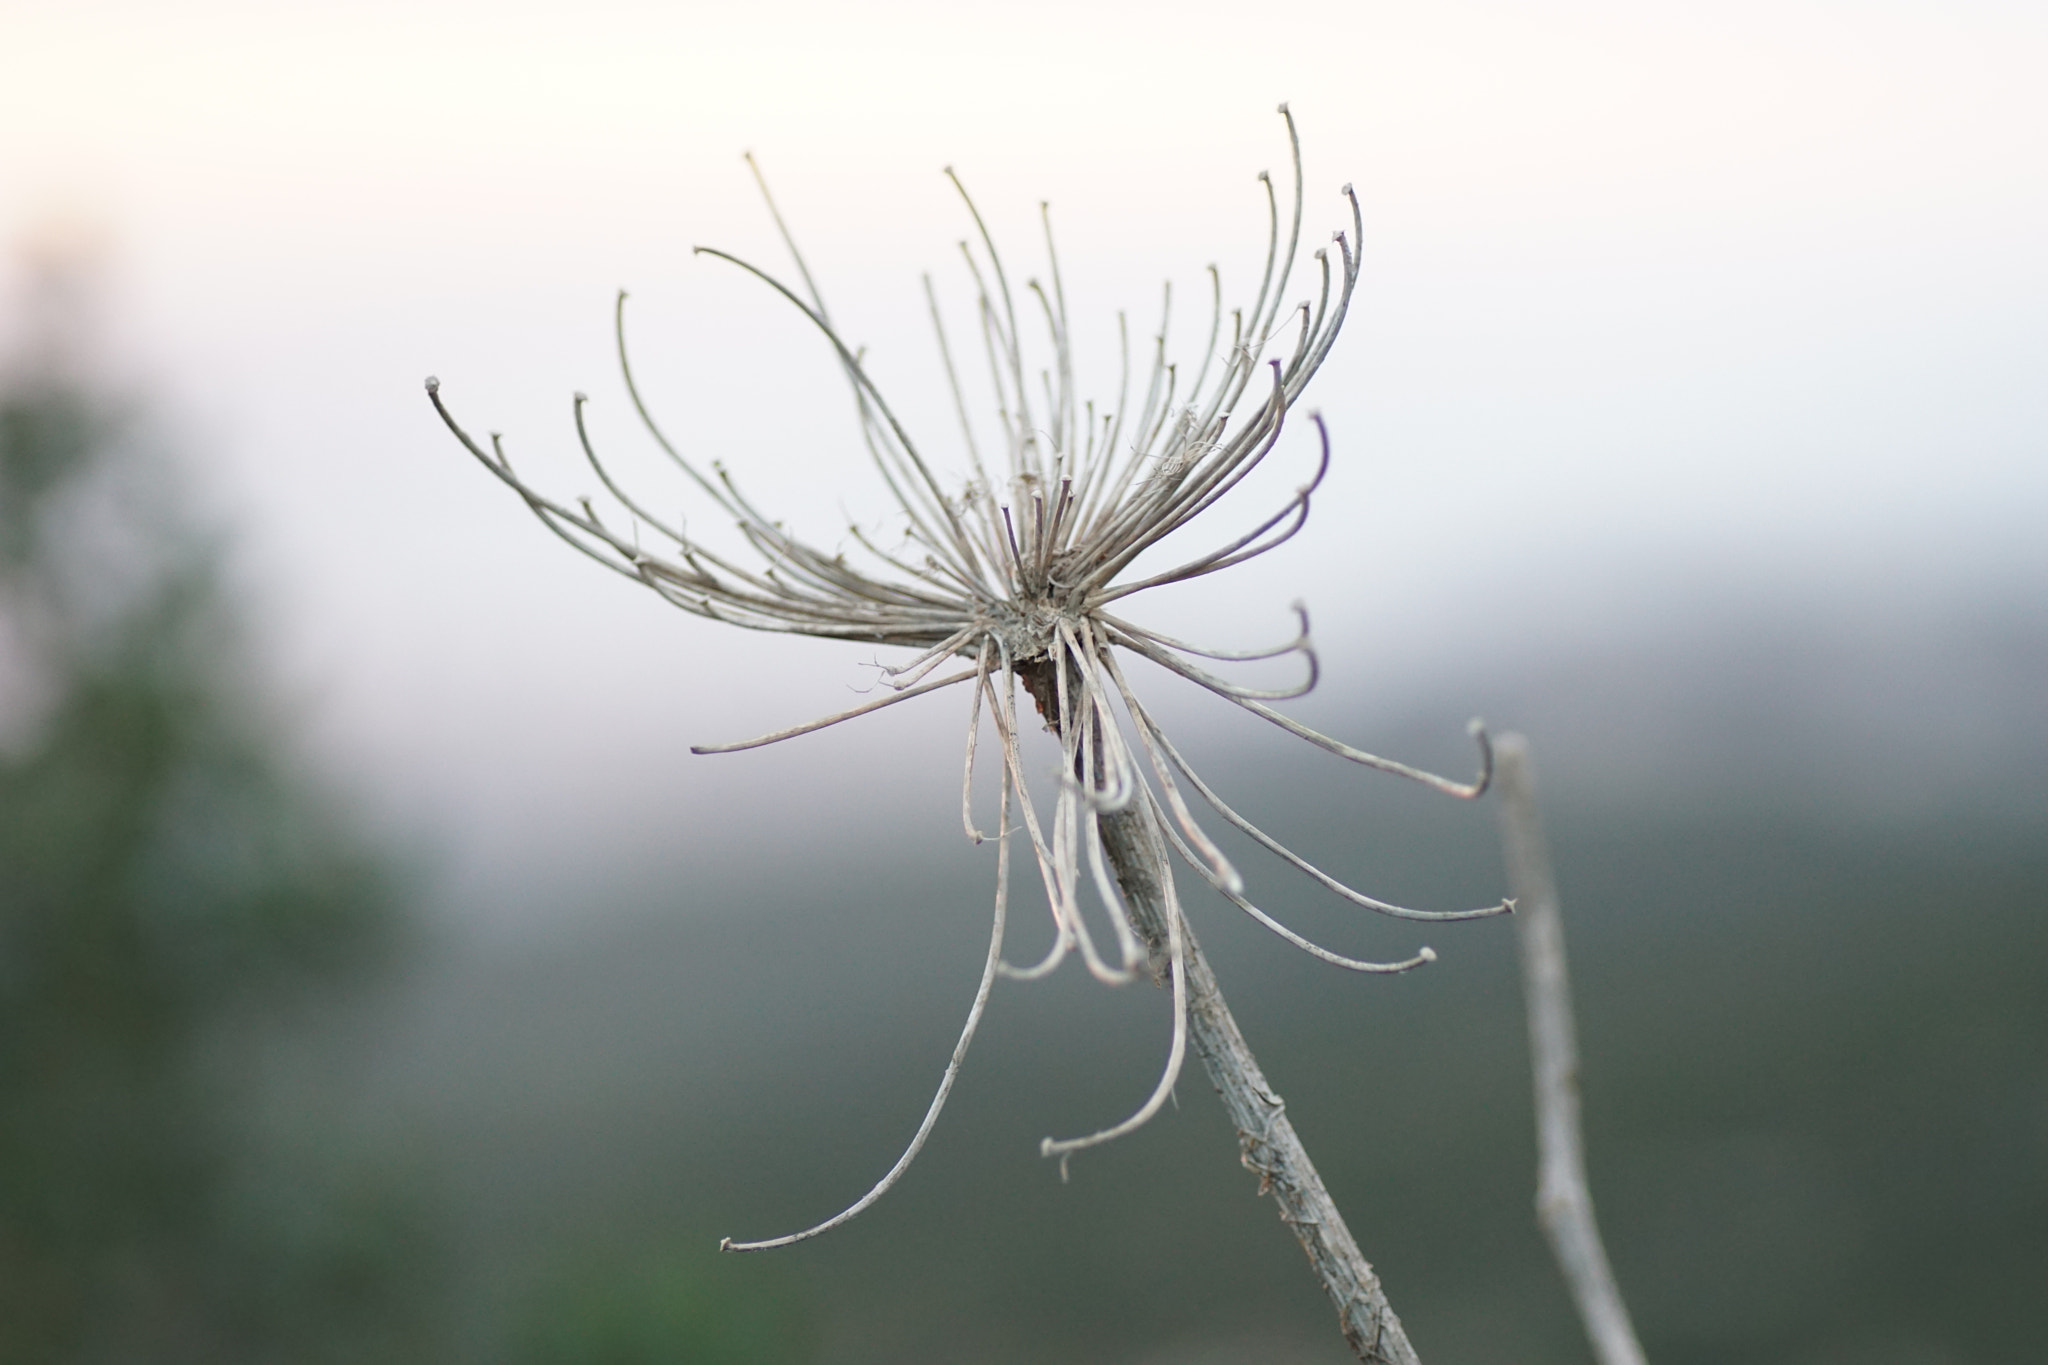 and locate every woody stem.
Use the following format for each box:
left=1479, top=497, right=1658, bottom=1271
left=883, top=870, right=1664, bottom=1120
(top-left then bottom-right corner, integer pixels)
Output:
left=1097, top=802, right=1423, bottom=1365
